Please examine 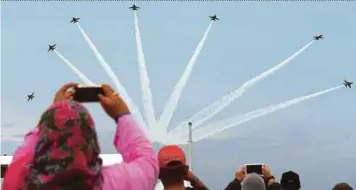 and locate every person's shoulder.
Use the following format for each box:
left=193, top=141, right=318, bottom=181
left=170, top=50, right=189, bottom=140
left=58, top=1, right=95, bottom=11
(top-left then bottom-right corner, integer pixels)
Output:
left=3, top=155, right=32, bottom=189
left=269, top=182, right=282, bottom=190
